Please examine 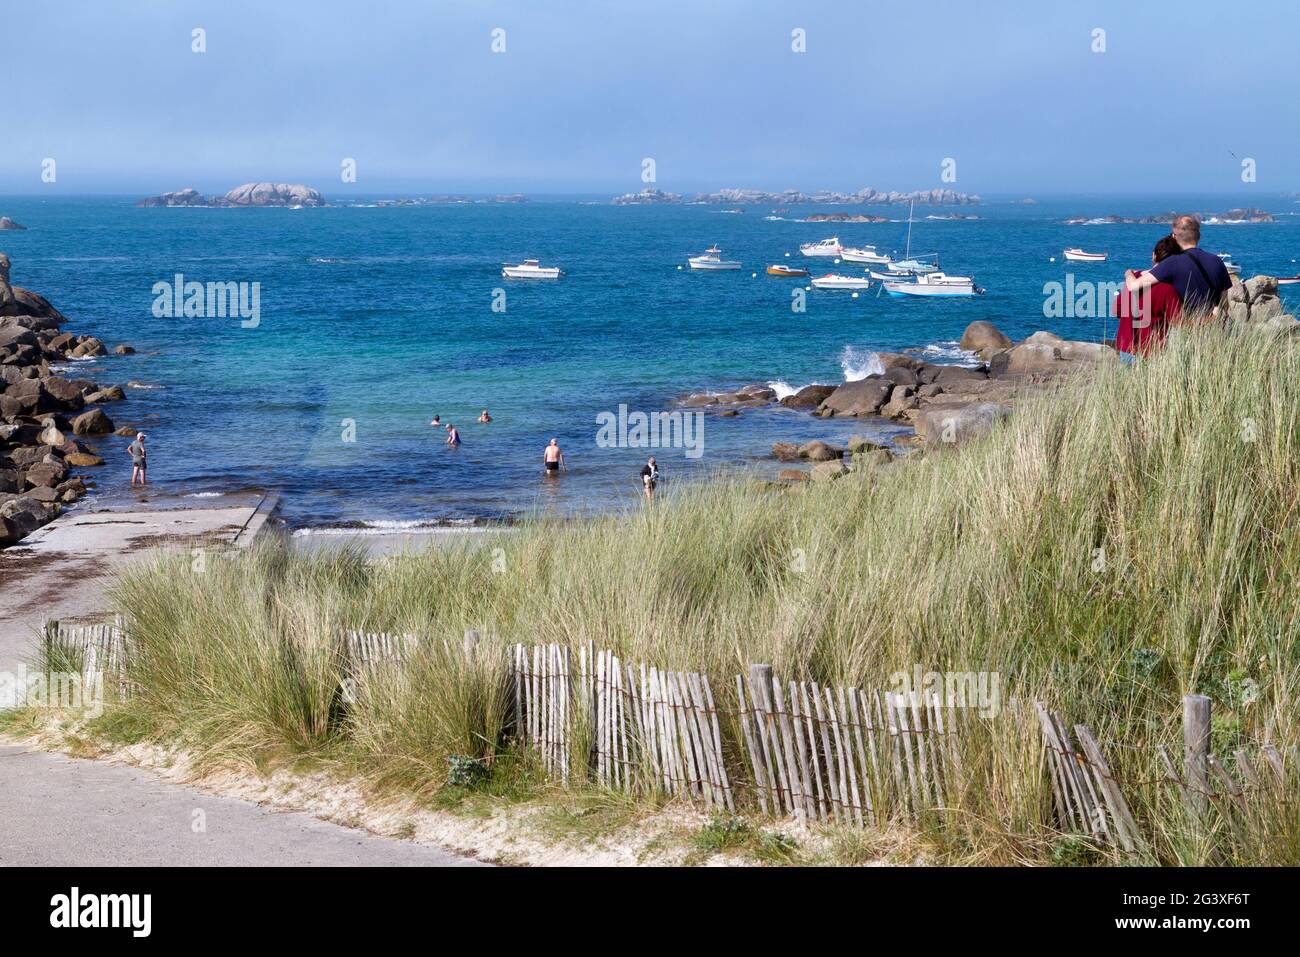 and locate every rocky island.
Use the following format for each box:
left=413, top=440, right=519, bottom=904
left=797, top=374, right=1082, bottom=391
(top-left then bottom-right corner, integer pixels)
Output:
left=612, top=186, right=980, bottom=206
left=1, top=252, right=135, bottom=546
left=0, top=217, right=26, bottom=231
left=137, top=183, right=327, bottom=208
left=1064, top=208, right=1274, bottom=225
